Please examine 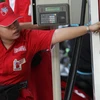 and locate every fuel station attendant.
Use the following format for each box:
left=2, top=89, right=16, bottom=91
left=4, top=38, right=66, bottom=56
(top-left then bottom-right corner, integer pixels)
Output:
left=0, top=2, right=100, bottom=100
